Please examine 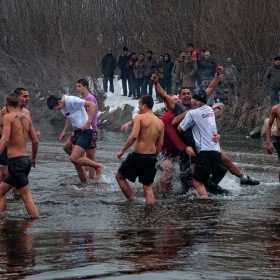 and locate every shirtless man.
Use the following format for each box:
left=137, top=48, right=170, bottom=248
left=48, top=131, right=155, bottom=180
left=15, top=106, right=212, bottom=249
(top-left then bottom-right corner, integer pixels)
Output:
left=47, top=95, right=103, bottom=180
left=266, top=104, right=280, bottom=180
left=116, top=95, right=164, bottom=204
left=0, top=93, right=39, bottom=217
left=61, top=79, right=99, bottom=183
left=0, top=88, right=41, bottom=196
